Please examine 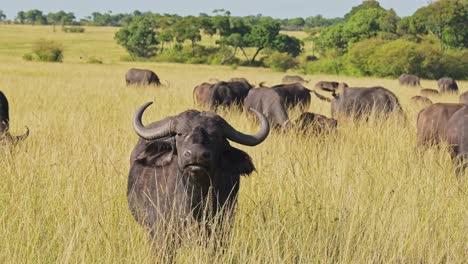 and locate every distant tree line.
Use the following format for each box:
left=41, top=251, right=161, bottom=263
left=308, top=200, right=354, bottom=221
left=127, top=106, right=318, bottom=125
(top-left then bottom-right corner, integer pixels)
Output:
left=0, top=9, right=341, bottom=31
